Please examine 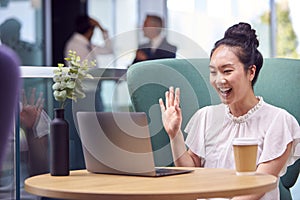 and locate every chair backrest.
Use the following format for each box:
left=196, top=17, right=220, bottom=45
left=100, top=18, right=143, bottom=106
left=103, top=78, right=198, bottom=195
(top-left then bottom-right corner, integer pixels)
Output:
left=127, top=58, right=219, bottom=166
left=127, top=58, right=300, bottom=199
left=254, top=58, right=300, bottom=123
left=0, top=45, right=21, bottom=166
left=255, top=58, right=300, bottom=200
